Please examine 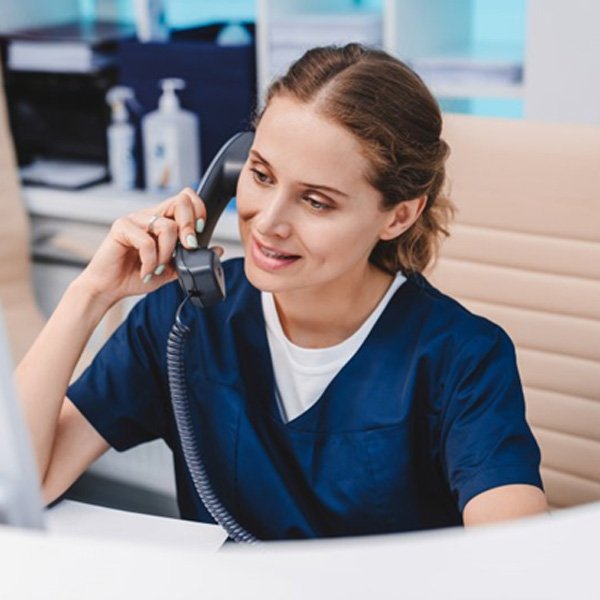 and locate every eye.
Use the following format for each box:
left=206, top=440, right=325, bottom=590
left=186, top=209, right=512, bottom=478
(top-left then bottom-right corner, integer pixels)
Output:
left=250, top=167, right=271, bottom=185
left=303, top=195, right=332, bottom=212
